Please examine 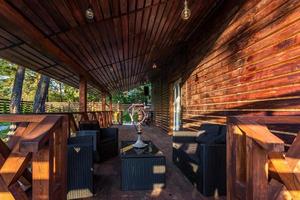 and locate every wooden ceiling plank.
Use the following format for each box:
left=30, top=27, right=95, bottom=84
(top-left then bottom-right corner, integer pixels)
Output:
left=106, top=20, right=121, bottom=65
left=39, top=0, right=70, bottom=32
left=0, top=0, right=109, bottom=93
left=128, top=5, right=138, bottom=87
left=132, top=7, right=144, bottom=84
left=66, top=0, right=86, bottom=26
left=88, top=26, right=108, bottom=67
left=66, top=30, right=98, bottom=70
left=0, top=49, right=42, bottom=71
left=21, top=44, right=56, bottom=66
left=113, top=18, right=125, bottom=63
left=0, top=27, right=22, bottom=43
left=84, top=27, right=115, bottom=89
left=13, top=46, right=54, bottom=67
left=9, top=0, right=53, bottom=35
left=135, top=1, right=163, bottom=80
left=111, top=0, right=121, bottom=17
left=52, top=0, right=78, bottom=28
left=22, top=0, right=61, bottom=34
left=165, top=0, right=210, bottom=48
left=100, top=0, right=112, bottom=19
